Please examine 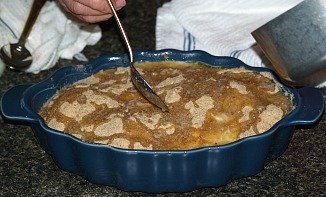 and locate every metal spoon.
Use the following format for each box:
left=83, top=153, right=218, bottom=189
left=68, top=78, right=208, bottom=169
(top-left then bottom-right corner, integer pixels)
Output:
left=107, top=0, right=169, bottom=112
left=0, top=0, right=46, bottom=71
